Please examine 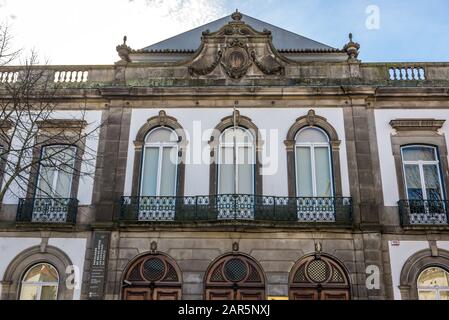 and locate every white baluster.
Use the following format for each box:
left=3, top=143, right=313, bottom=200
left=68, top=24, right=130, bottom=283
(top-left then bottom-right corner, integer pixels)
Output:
left=54, top=71, right=60, bottom=83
